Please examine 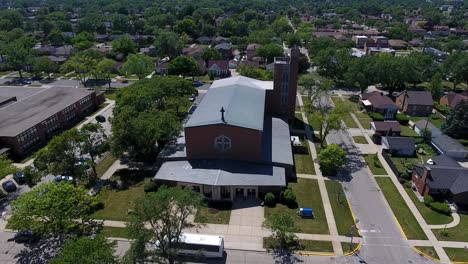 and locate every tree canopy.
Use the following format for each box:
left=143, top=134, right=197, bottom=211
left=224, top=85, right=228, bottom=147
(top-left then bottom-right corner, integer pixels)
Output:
left=52, top=235, right=118, bottom=264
